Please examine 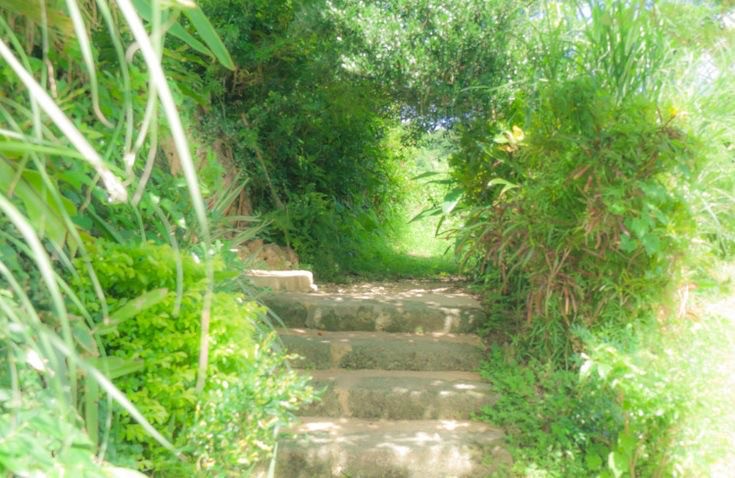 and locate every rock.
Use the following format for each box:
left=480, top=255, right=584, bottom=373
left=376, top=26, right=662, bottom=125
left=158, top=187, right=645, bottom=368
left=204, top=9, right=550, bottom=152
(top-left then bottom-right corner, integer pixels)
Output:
left=241, top=240, right=299, bottom=270
left=246, top=270, right=317, bottom=293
